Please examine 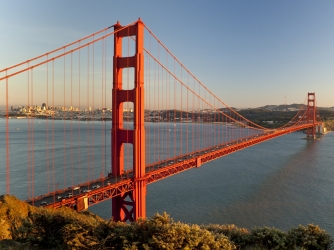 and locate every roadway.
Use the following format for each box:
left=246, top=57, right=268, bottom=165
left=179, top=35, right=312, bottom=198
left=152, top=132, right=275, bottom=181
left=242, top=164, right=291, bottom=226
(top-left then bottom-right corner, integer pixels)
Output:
left=26, top=123, right=319, bottom=210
